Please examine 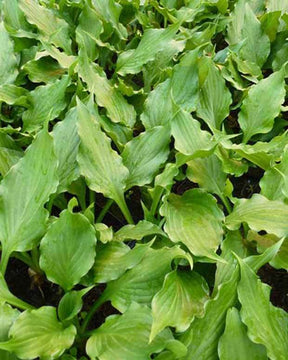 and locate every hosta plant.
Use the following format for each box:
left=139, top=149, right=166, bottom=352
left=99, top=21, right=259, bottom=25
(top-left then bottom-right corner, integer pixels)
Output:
left=0, top=0, right=288, bottom=359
